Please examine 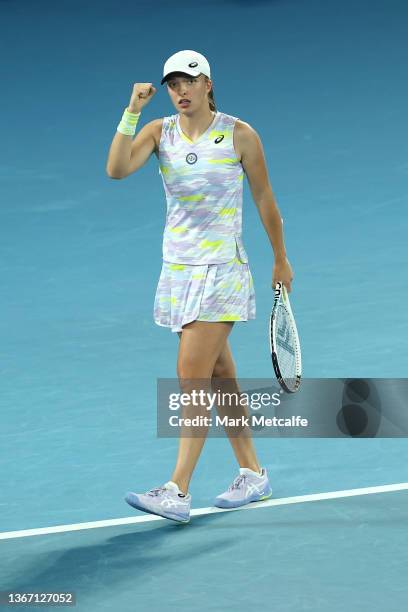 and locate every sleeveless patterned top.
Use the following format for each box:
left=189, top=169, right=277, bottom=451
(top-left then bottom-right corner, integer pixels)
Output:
left=158, top=110, right=249, bottom=264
